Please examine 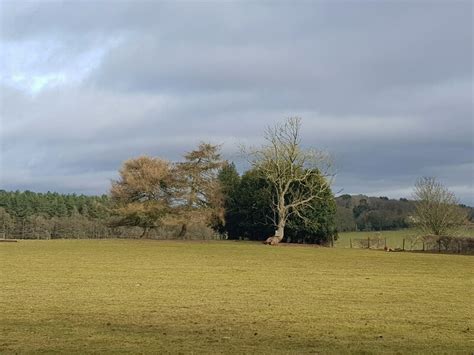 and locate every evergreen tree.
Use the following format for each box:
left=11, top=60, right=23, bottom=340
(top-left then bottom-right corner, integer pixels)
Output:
left=217, top=162, right=241, bottom=237
left=219, top=166, right=337, bottom=244
left=173, top=143, right=225, bottom=238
